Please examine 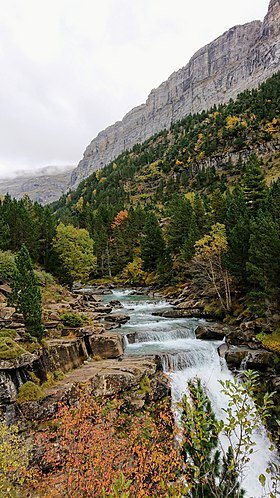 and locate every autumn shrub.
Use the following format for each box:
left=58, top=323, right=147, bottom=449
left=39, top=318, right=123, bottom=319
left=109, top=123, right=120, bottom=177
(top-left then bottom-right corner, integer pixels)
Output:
left=35, top=394, right=181, bottom=498
left=257, top=331, right=280, bottom=355
left=17, top=381, right=44, bottom=403
left=0, top=418, right=34, bottom=496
